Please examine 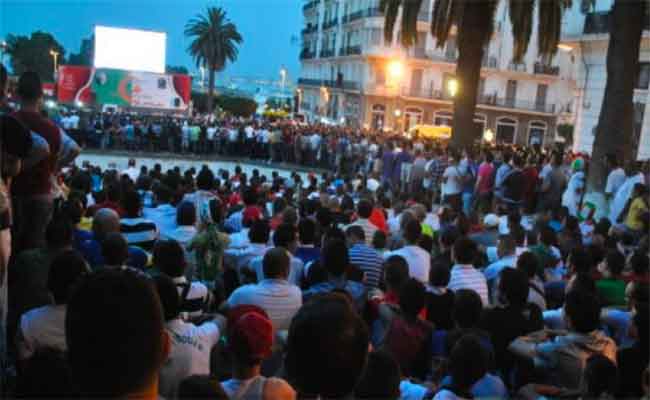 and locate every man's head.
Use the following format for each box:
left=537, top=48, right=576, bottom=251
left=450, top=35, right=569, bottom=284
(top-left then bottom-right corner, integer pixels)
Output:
left=65, top=268, right=170, bottom=397
left=322, top=239, right=349, bottom=278
left=154, top=185, right=173, bottom=205
left=452, top=236, right=477, bottom=265
left=263, top=247, right=291, bottom=280
left=101, top=232, right=129, bottom=267
left=176, top=201, right=197, bottom=227
left=517, top=251, right=539, bottom=279
left=153, top=274, right=180, bottom=322
left=354, top=351, right=400, bottom=400
left=564, top=289, right=601, bottom=333
left=248, top=219, right=270, bottom=244
left=399, top=278, right=426, bottom=319
left=452, top=289, right=483, bottom=329
left=383, top=255, right=409, bottom=291
left=356, top=199, right=373, bottom=219
left=599, top=249, right=625, bottom=278
left=227, top=305, right=273, bottom=367
left=47, top=250, right=89, bottom=305
left=153, top=240, right=186, bottom=278
left=345, top=225, right=366, bottom=246
left=286, top=293, right=369, bottom=398
left=497, top=235, right=516, bottom=258
left=196, top=168, right=215, bottom=191
left=17, top=71, right=43, bottom=105
left=448, top=334, right=488, bottom=390
left=274, top=223, right=298, bottom=253
left=497, top=268, right=529, bottom=309
left=403, top=219, right=422, bottom=245
left=92, top=208, right=120, bottom=242
left=45, top=216, right=74, bottom=250
left=122, top=190, right=142, bottom=218
left=298, top=218, right=316, bottom=245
